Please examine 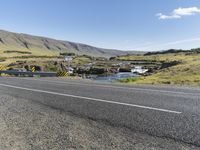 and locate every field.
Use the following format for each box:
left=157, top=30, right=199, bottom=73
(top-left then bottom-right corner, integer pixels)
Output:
left=0, top=45, right=60, bottom=66
left=118, top=52, right=200, bottom=86
left=0, top=46, right=95, bottom=73
left=1, top=46, right=200, bottom=86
